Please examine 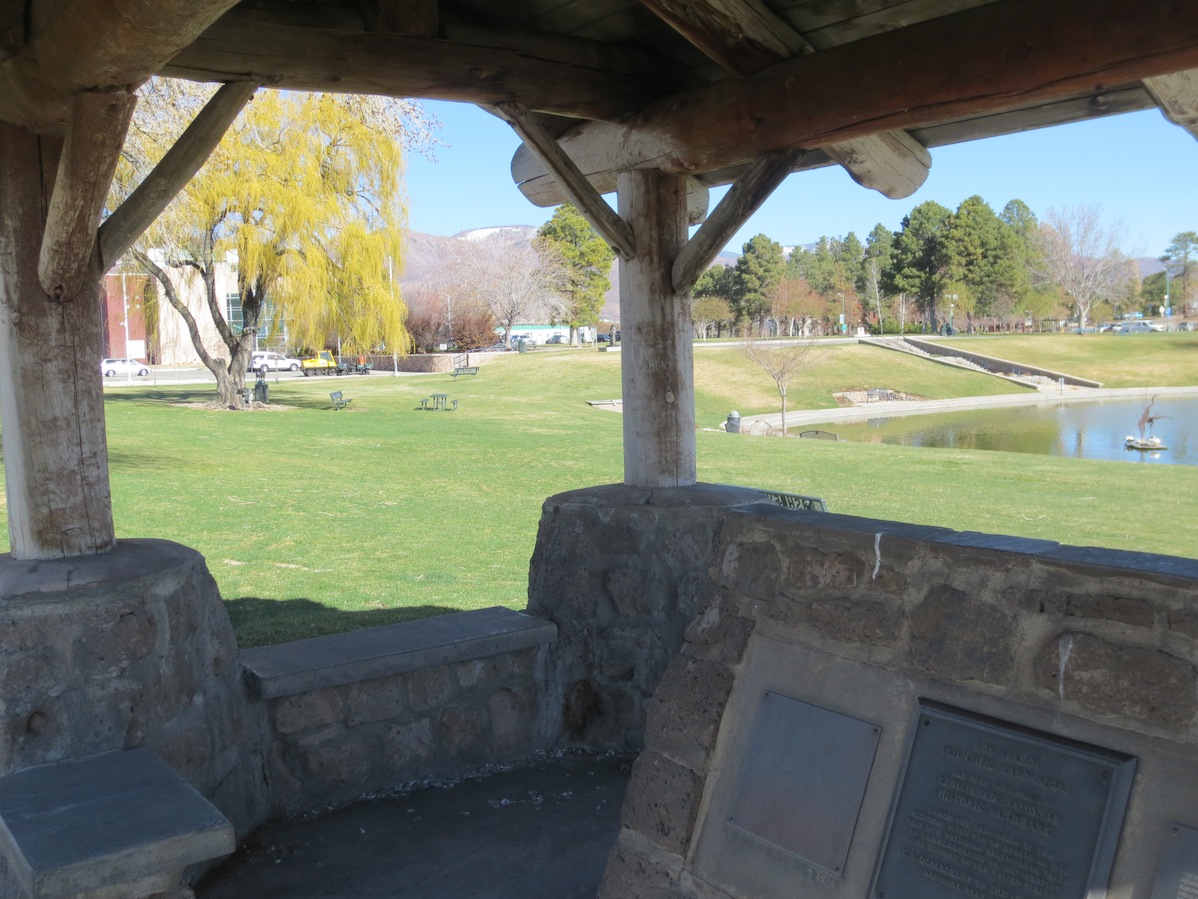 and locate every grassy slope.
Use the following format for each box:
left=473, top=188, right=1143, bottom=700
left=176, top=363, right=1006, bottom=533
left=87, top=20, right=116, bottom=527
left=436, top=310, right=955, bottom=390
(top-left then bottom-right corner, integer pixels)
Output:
left=1, top=337, right=1194, bottom=645
left=940, top=332, right=1198, bottom=387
